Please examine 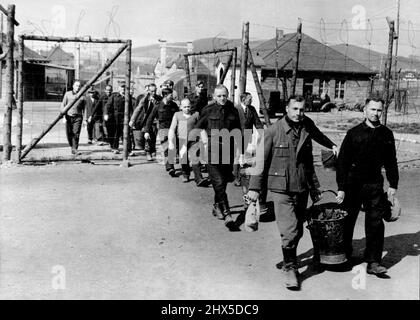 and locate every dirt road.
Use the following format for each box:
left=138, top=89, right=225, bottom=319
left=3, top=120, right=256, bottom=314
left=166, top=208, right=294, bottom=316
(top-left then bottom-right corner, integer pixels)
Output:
left=0, top=160, right=418, bottom=300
